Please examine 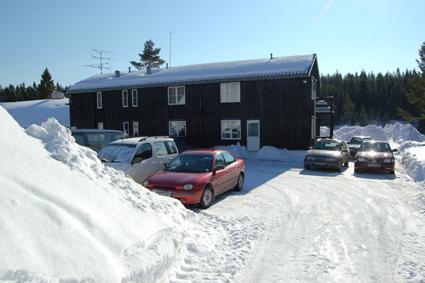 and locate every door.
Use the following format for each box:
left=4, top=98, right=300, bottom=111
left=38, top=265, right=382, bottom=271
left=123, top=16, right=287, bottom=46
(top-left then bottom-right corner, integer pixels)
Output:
left=247, top=120, right=260, bottom=152
left=212, top=153, right=228, bottom=195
